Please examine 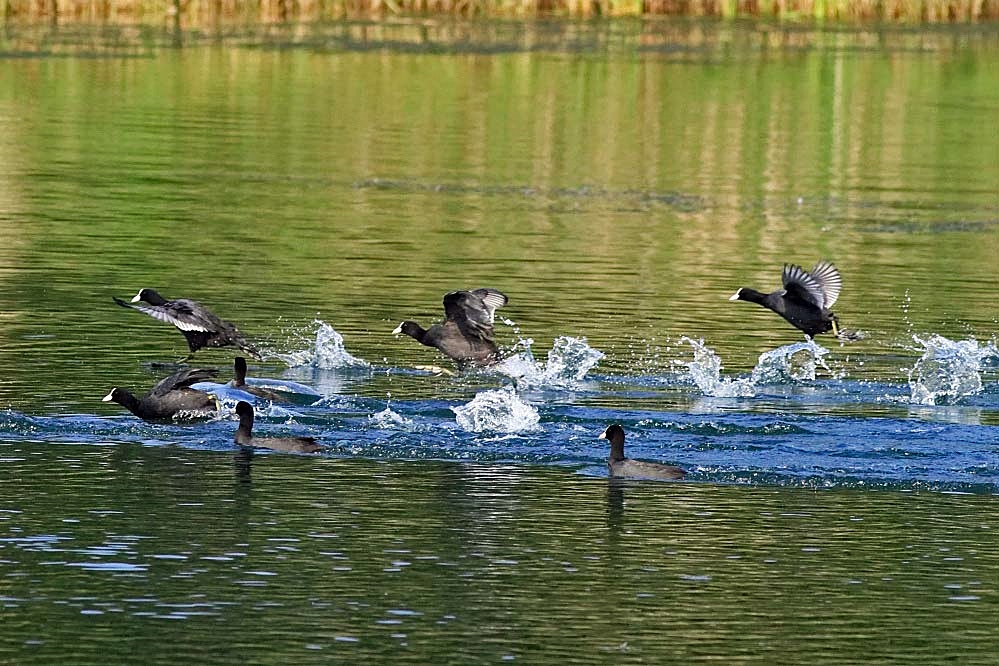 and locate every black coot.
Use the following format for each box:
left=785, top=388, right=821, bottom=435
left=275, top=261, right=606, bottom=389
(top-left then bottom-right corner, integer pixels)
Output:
left=102, top=367, right=218, bottom=421
left=599, top=424, right=686, bottom=481
left=113, top=288, right=259, bottom=359
left=393, top=288, right=508, bottom=368
left=234, top=401, right=321, bottom=453
left=729, top=261, right=844, bottom=337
